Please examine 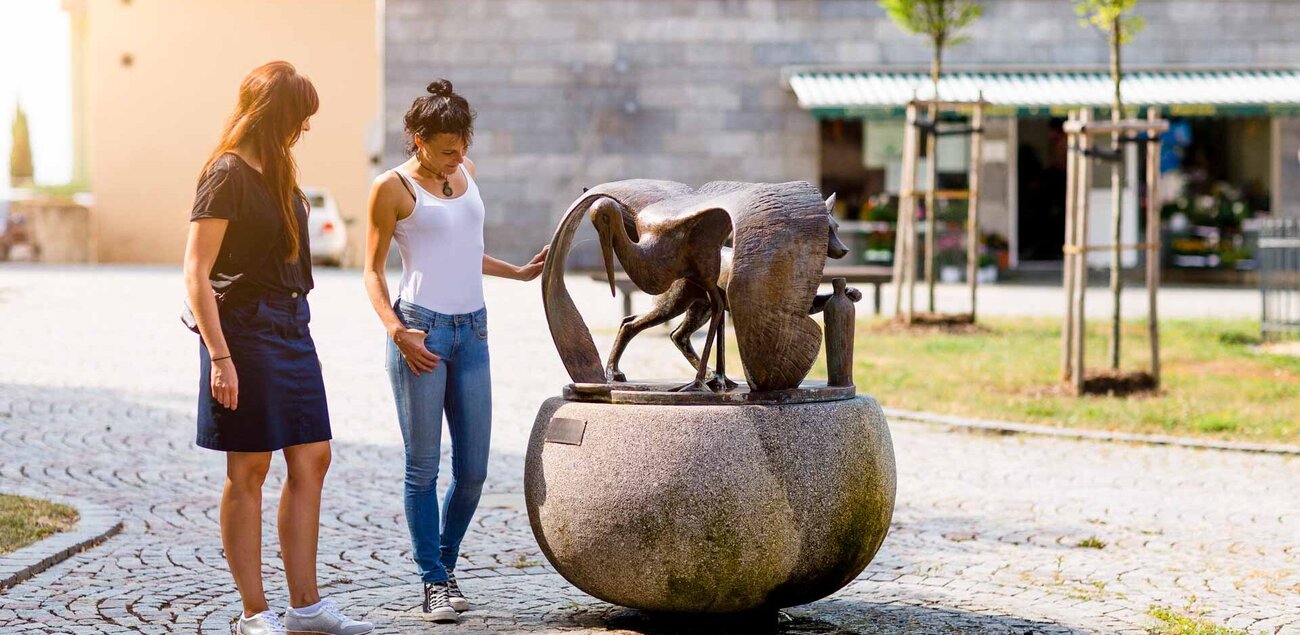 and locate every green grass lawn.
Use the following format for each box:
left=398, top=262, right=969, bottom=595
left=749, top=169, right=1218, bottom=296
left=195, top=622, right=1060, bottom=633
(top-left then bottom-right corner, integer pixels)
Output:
left=839, top=318, right=1299, bottom=445
left=0, top=494, right=79, bottom=556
